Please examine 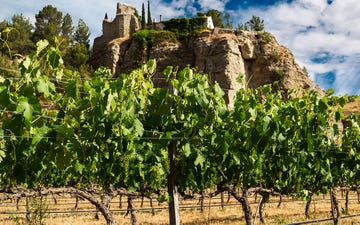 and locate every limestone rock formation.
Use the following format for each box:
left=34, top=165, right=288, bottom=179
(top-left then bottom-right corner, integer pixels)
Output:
left=90, top=30, right=323, bottom=106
